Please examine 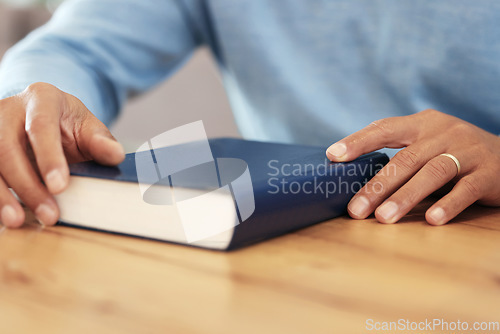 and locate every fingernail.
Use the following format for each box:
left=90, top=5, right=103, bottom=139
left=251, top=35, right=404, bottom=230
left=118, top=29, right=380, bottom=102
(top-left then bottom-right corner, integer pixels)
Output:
left=327, top=143, right=347, bottom=159
left=35, top=203, right=58, bottom=226
left=377, top=201, right=399, bottom=223
left=428, top=207, right=446, bottom=225
left=1, top=205, right=19, bottom=227
left=348, top=196, right=370, bottom=218
left=46, top=169, right=67, bottom=194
